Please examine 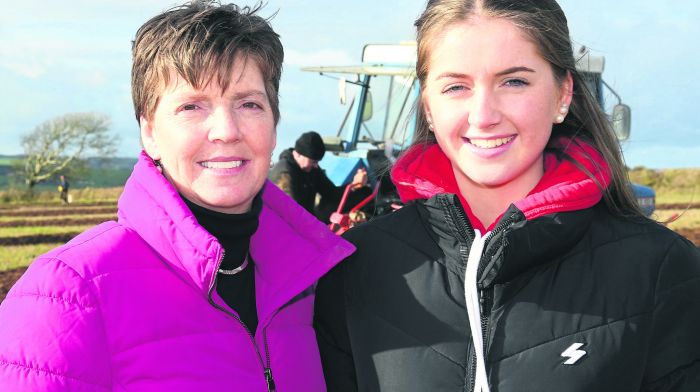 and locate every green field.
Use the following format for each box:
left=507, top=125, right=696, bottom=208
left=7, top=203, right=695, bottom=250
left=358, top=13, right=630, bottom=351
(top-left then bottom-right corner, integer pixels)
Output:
left=0, top=225, right=93, bottom=238
left=630, top=167, right=700, bottom=205
left=0, top=243, right=63, bottom=272
left=0, top=168, right=697, bottom=274
left=0, top=187, right=123, bottom=205
left=0, top=213, right=116, bottom=223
